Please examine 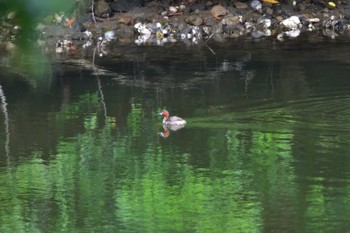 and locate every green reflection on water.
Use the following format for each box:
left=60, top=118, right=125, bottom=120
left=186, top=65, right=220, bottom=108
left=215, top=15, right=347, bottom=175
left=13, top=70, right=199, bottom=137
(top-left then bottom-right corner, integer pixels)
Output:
left=127, top=101, right=143, bottom=138
left=2, top=42, right=350, bottom=233
left=1, top=87, right=350, bottom=232
left=0, top=106, right=266, bottom=233
left=115, top=141, right=263, bottom=232
left=1, top=44, right=52, bottom=92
